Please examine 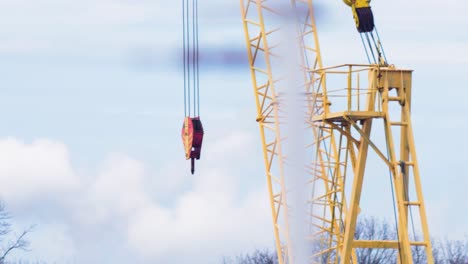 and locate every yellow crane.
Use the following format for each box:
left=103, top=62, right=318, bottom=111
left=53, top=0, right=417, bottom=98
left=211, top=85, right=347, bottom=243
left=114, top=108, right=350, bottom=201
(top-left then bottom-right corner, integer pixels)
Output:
left=240, top=1, right=433, bottom=263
